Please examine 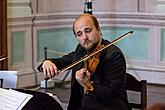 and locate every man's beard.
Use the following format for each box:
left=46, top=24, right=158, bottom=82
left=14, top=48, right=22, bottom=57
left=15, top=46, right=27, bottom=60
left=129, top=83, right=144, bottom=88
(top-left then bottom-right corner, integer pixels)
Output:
left=84, top=41, right=99, bottom=53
